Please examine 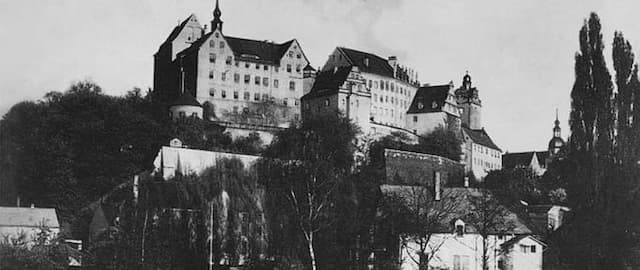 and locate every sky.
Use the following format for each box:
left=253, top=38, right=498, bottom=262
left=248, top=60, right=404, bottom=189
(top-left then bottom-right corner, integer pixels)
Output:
left=1, top=0, right=640, bottom=152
